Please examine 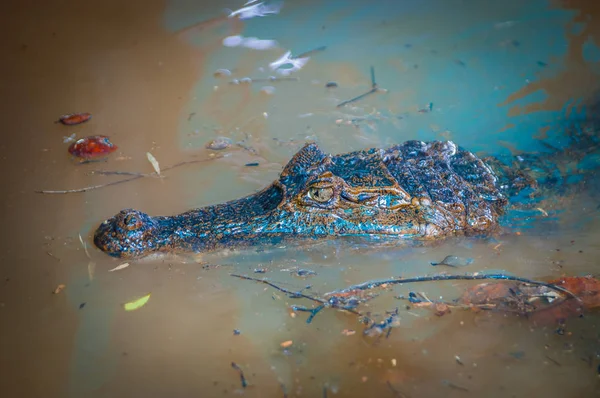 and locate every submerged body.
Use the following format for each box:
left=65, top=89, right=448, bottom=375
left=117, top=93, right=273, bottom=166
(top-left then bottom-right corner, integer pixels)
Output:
left=94, top=141, right=509, bottom=259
